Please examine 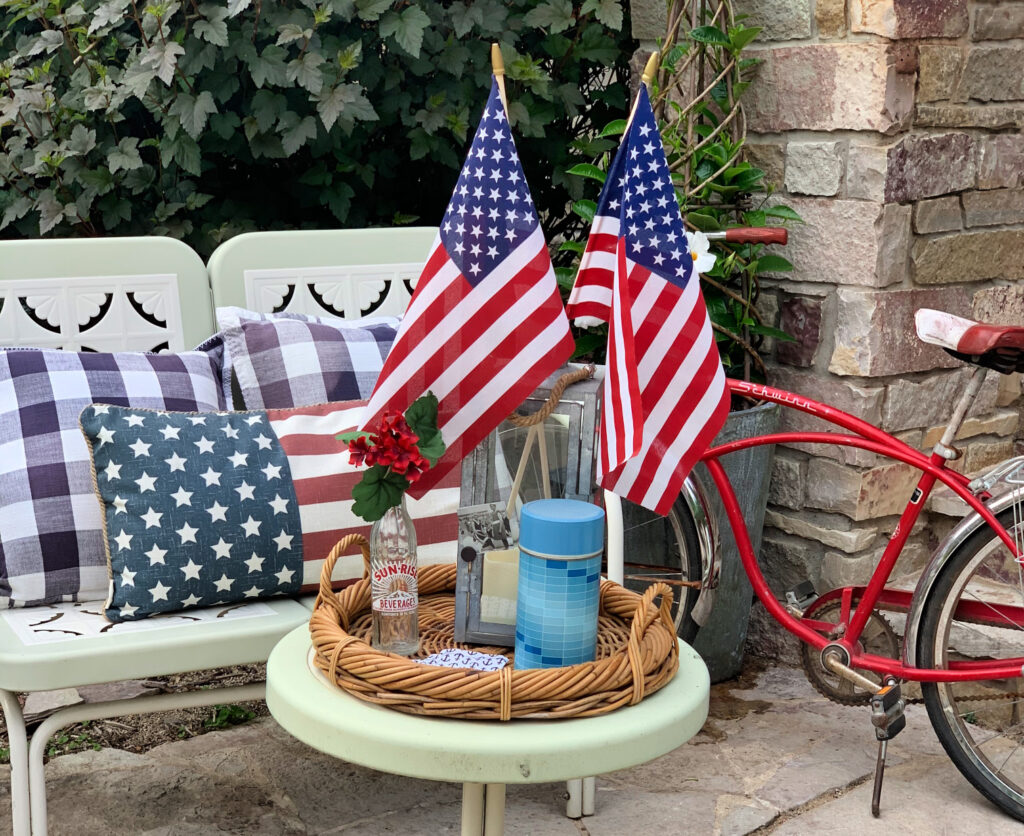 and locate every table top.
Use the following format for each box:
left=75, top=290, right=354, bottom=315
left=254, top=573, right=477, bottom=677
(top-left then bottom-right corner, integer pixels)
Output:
left=266, top=625, right=710, bottom=785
